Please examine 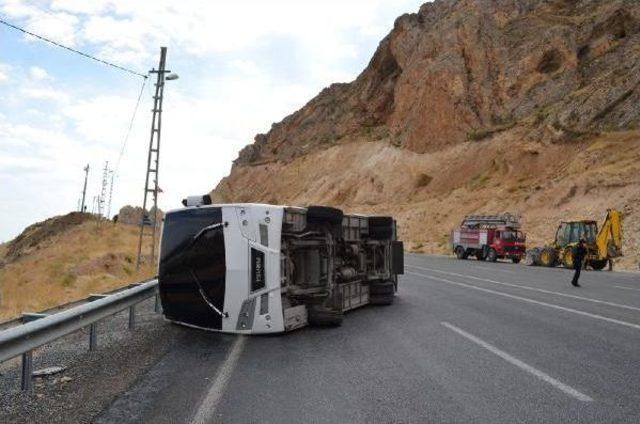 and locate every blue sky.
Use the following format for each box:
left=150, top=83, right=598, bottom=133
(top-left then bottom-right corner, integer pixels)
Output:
left=0, top=0, right=426, bottom=242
